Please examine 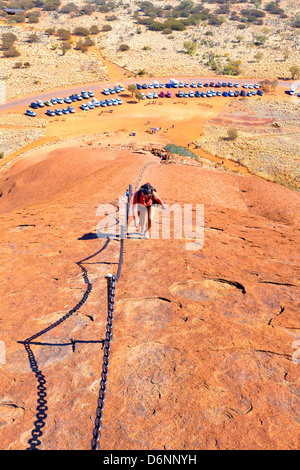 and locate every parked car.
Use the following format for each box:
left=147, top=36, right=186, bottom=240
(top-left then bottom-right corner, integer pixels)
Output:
left=240, top=90, right=246, bottom=97
left=191, top=82, right=197, bottom=88
left=257, top=90, right=263, bottom=96
left=142, top=84, right=148, bottom=89
left=204, top=83, right=209, bottom=87
left=74, top=94, right=82, bottom=101
left=56, top=97, right=63, bottom=104
left=197, top=82, right=203, bottom=88
left=195, top=90, right=200, bottom=97
left=46, top=109, right=55, bottom=116
left=148, top=84, right=154, bottom=89
left=290, top=85, right=295, bottom=95
left=152, top=91, right=158, bottom=98
left=102, top=89, right=110, bottom=95
left=179, top=81, right=184, bottom=87
left=166, top=91, right=172, bottom=98
left=136, top=84, right=142, bottom=89
left=44, top=100, right=52, bottom=106
left=67, top=106, right=75, bottom=113
left=159, top=83, right=165, bottom=88
left=69, top=95, right=77, bottom=102
left=92, top=98, right=100, bottom=107
left=80, top=103, right=89, bottom=110
left=222, top=82, right=227, bottom=87
left=62, top=108, right=69, bottom=114
left=216, top=91, right=222, bottom=96
left=184, top=83, right=190, bottom=88
left=25, top=109, right=37, bottom=117
left=100, top=100, right=107, bottom=107
left=234, top=83, right=240, bottom=88
left=114, top=86, right=120, bottom=93
left=55, top=108, right=62, bottom=115
left=206, top=91, right=212, bottom=97
left=30, top=102, right=38, bottom=109
left=248, top=84, right=253, bottom=89
left=88, top=90, right=94, bottom=97
left=201, top=92, right=206, bottom=97
left=234, top=90, right=240, bottom=97
left=228, top=82, right=233, bottom=87
left=178, top=90, right=183, bottom=97
left=159, top=91, right=165, bottom=98
left=147, top=92, right=153, bottom=99
left=247, top=91, right=252, bottom=96
left=210, top=82, right=215, bottom=87
left=36, top=100, right=44, bottom=107
left=64, top=97, right=72, bottom=104
left=189, top=91, right=194, bottom=97
left=87, top=101, right=94, bottom=108
left=105, top=99, right=113, bottom=106
left=116, top=98, right=123, bottom=105
left=153, top=81, right=159, bottom=88
left=222, top=91, right=228, bottom=97
left=184, top=92, right=189, bottom=98
left=254, top=83, right=259, bottom=89
left=243, top=84, right=248, bottom=89
left=116, top=83, right=125, bottom=91
left=215, top=82, right=222, bottom=88
left=228, top=90, right=234, bottom=97
left=51, top=98, right=57, bottom=104
left=111, top=99, right=118, bottom=106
